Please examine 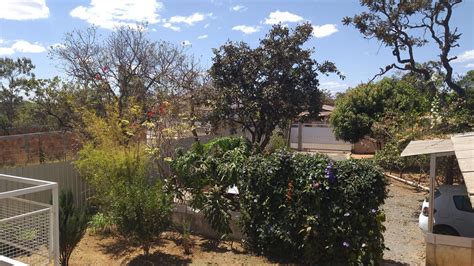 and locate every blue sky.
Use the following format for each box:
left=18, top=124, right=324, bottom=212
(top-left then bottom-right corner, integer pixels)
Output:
left=0, top=0, right=473, bottom=94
